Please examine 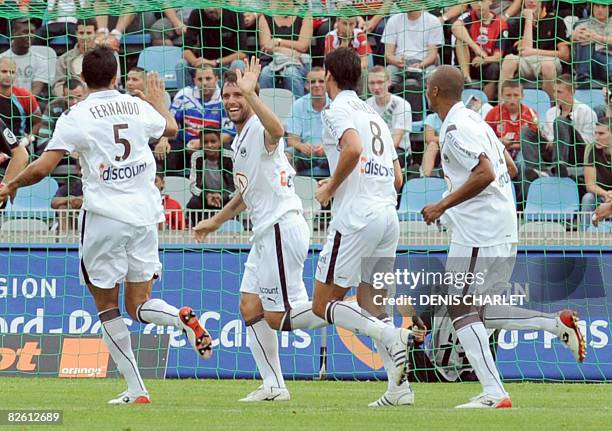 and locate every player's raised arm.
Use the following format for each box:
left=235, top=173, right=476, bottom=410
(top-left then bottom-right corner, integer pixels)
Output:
left=0, top=150, right=65, bottom=204
left=133, top=72, right=178, bottom=138
left=193, top=192, right=247, bottom=242
left=421, top=153, right=496, bottom=224
left=1, top=144, right=28, bottom=186
left=236, top=57, right=285, bottom=153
